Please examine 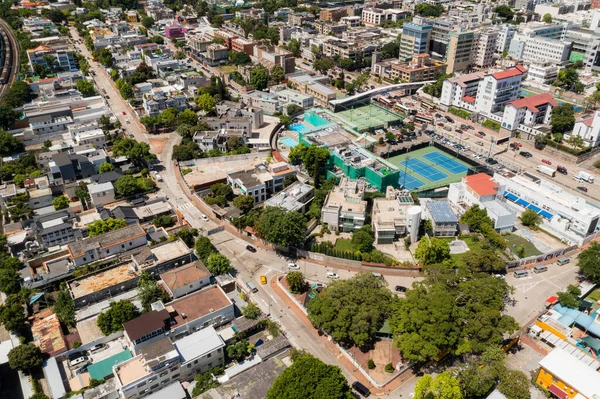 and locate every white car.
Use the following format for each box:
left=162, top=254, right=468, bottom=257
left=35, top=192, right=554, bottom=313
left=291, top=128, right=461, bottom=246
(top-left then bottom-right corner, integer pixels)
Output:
left=200, top=214, right=208, bottom=221
left=288, top=263, right=300, bottom=270
left=327, top=272, right=339, bottom=279
left=70, top=356, right=90, bottom=368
